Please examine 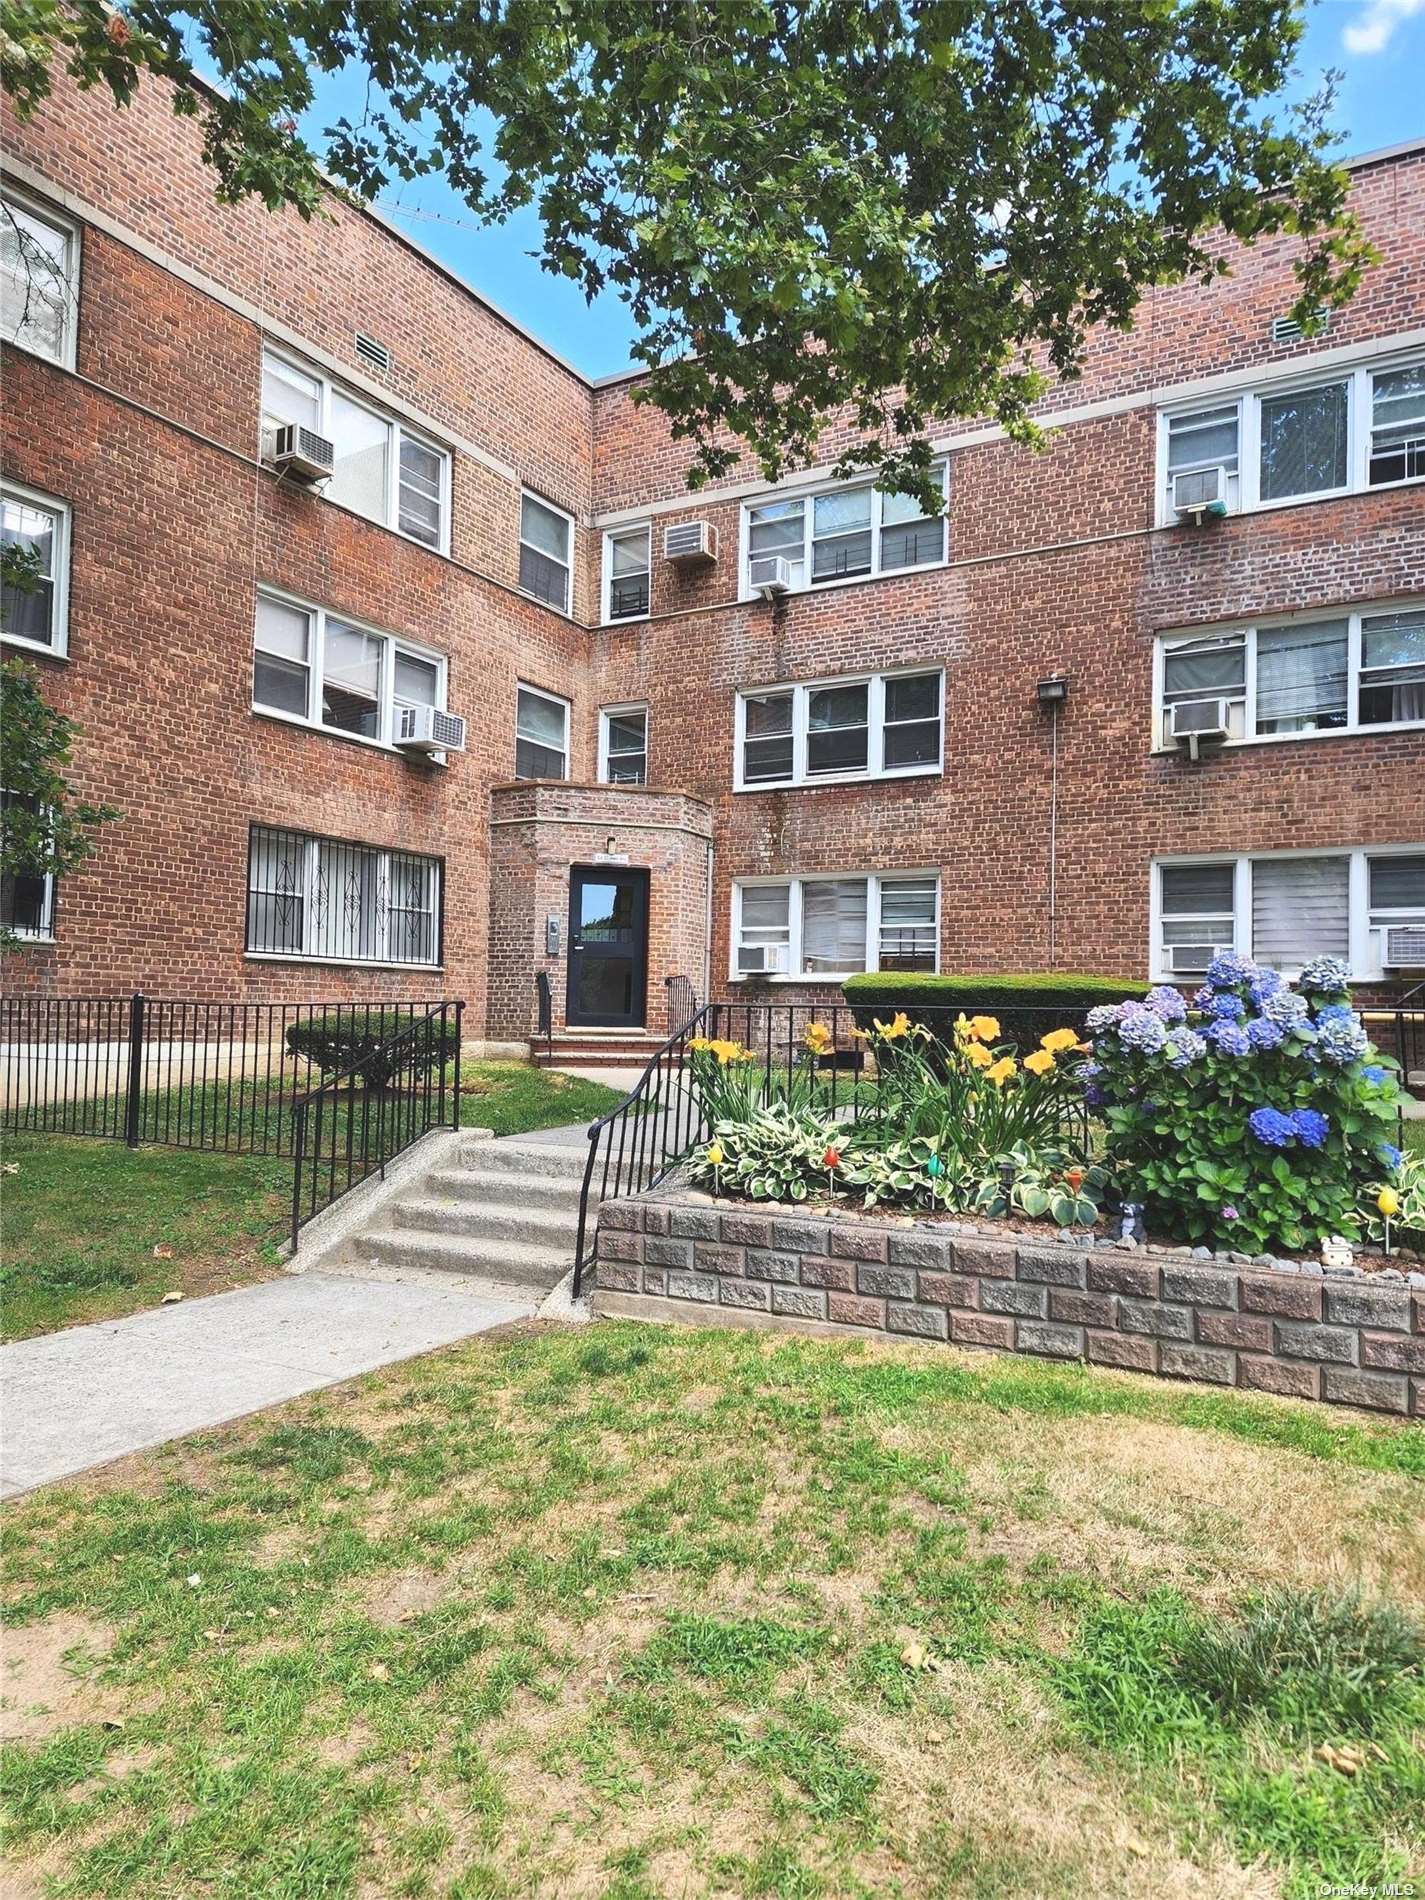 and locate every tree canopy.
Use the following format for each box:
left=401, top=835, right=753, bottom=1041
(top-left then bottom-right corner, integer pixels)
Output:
left=3, top=0, right=1372, bottom=507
